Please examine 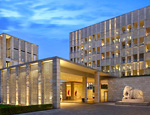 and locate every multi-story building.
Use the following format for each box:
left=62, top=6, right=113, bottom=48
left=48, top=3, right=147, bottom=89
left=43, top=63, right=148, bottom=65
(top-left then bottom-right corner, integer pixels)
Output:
left=69, top=6, right=150, bottom=77
left=0, top=33, right=38, bottom=68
